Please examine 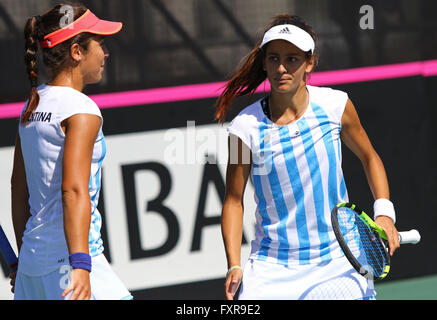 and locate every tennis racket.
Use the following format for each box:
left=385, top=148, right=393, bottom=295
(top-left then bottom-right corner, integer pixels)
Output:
left=0, top=225, right=18, bottom=272
left=331, top=202, right=420, bottom=281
